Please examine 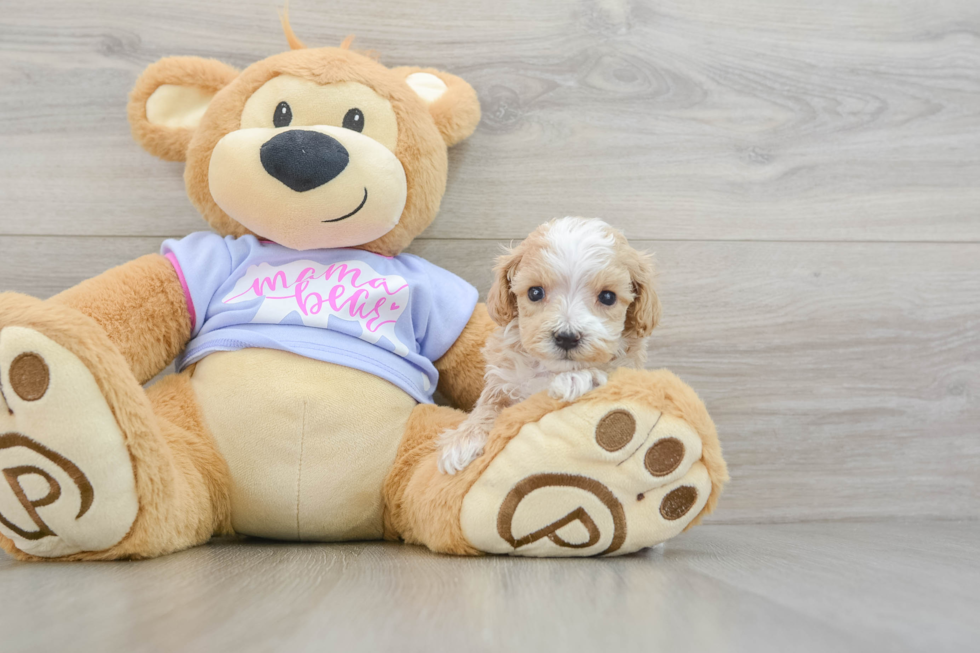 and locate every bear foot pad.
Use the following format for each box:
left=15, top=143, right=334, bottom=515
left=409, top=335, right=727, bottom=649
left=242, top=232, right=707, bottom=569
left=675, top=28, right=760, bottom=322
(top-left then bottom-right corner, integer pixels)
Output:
left=460, top=400, right=710, bottom=557
left=0, top=327, right=138, bottom=558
